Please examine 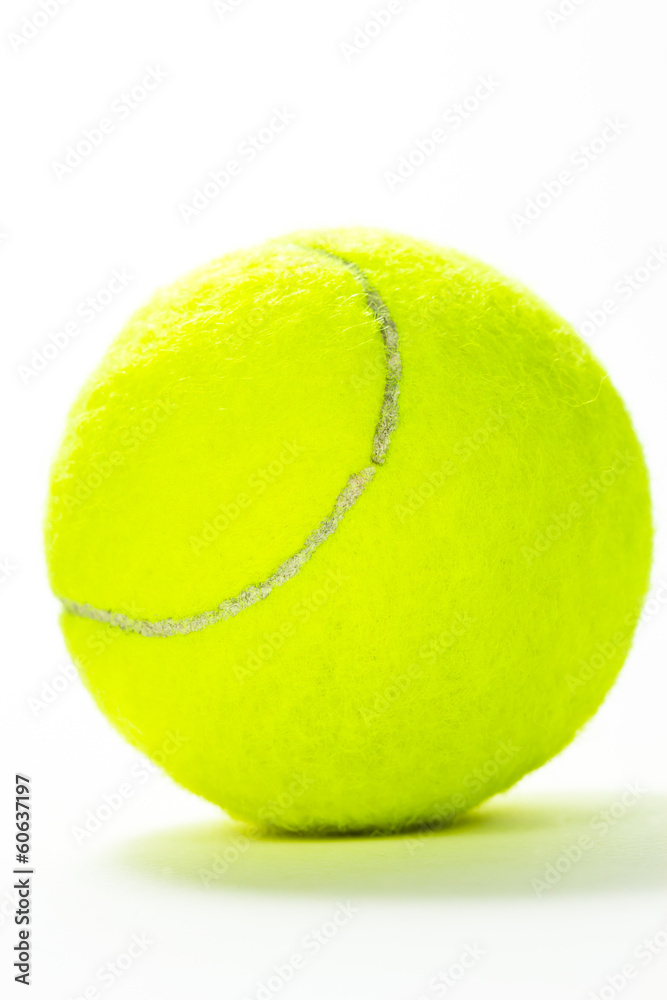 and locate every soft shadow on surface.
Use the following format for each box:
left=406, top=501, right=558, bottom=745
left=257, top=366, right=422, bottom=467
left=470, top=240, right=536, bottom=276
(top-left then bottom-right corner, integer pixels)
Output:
left=111, top=794, right=667, bottom=897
